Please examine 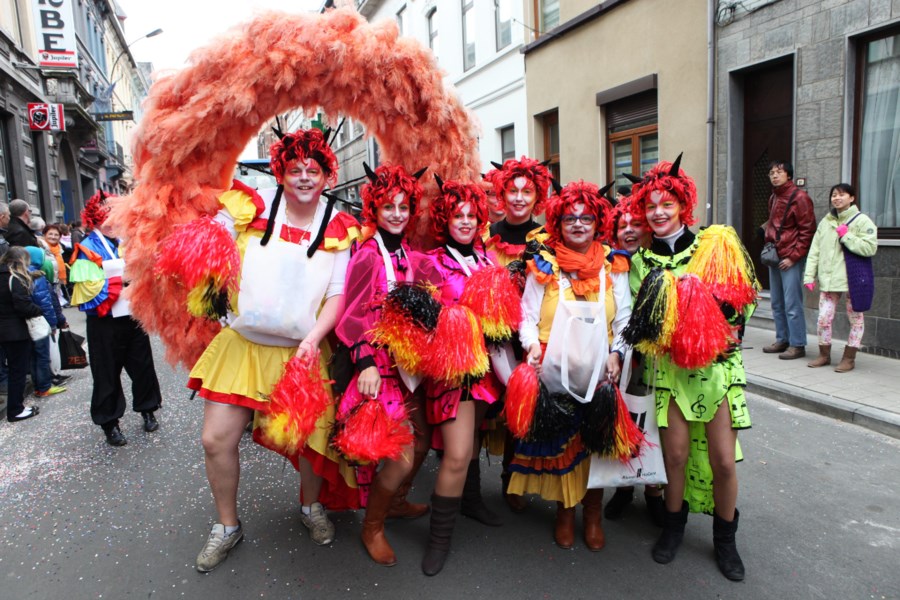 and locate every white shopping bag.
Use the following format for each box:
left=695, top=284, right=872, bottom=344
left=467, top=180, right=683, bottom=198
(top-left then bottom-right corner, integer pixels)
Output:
left=587, top=349, right=667, bottom=488
left=540, top=272, right=608, bottom=404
